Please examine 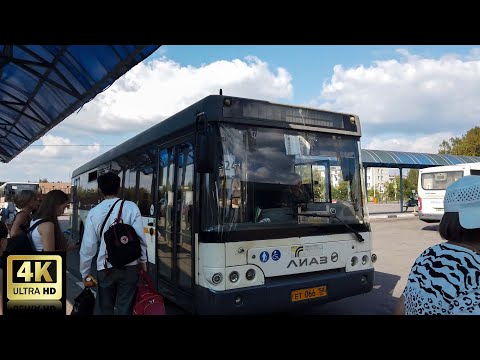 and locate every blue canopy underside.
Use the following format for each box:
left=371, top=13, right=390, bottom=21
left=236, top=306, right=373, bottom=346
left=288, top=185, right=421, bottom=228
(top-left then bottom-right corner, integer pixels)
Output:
left=362, top=149, right=480, bottom=169
left=0, top=45, right=160, bottom=163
